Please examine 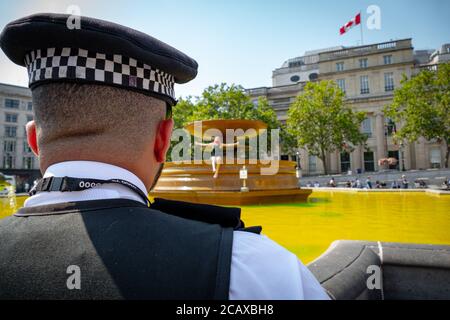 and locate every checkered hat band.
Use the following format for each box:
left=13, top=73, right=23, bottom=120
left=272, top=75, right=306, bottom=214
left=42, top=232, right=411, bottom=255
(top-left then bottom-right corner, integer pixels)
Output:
left=24, top=48, right=175, bottom=100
